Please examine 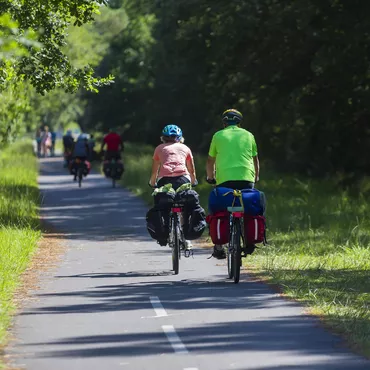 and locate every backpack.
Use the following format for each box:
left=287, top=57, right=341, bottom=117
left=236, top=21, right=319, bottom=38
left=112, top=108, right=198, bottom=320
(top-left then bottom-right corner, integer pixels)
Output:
left=146, top=207, right=170, bottom=246
left=183, top=205, right=206, bottom=240
left=208, top=187, right=266, bottom=215
left=206, top=211, right=230, bottom=245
